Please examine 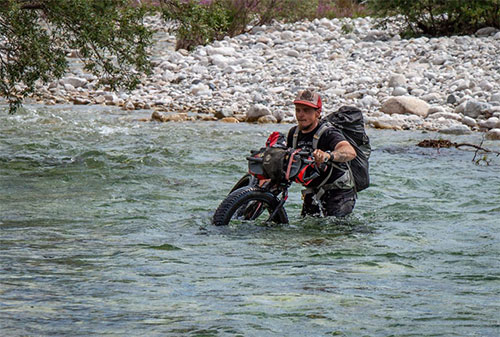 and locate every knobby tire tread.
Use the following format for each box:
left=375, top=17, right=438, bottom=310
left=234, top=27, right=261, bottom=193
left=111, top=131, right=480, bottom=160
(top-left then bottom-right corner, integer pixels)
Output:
left=213, top=186, right=288, bottom=226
